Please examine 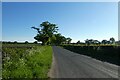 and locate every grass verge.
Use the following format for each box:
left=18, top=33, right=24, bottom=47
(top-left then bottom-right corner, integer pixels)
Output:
left=2, top=46, right=52, bottom=79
